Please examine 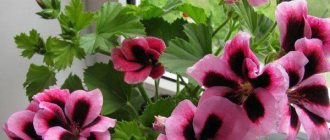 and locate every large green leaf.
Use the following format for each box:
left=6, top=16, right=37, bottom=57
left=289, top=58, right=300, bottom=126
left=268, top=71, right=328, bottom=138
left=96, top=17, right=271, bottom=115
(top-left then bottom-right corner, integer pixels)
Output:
left=23, top=64, right=56, bottom=99
left=84, top=62, right=133, bottom=115
left=160, top=23, right=212, bottom=76
left=112, top=121, right=146, bottom=140
left=14, top=29, right=45, bottom=59
left=80, top=2, right=145, bottom=54
left=61, top=73, right=84, bottom=92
